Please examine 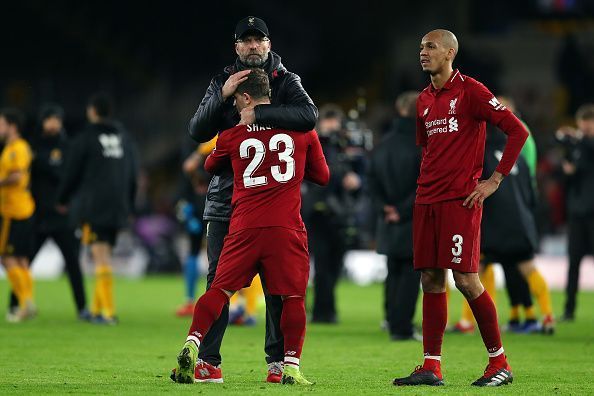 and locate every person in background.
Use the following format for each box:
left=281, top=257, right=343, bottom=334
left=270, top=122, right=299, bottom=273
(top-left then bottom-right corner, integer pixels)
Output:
left=369, top=91, right=421, bottom=341
left=57, top=93, right=138, bottom=325
left=174, top=137, right=210, bottom=317
left=0, top=108, right=36, bottom=322
left=8, top=104, right=89, bottom=321
left=559, top=103, right=594, bottom=321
